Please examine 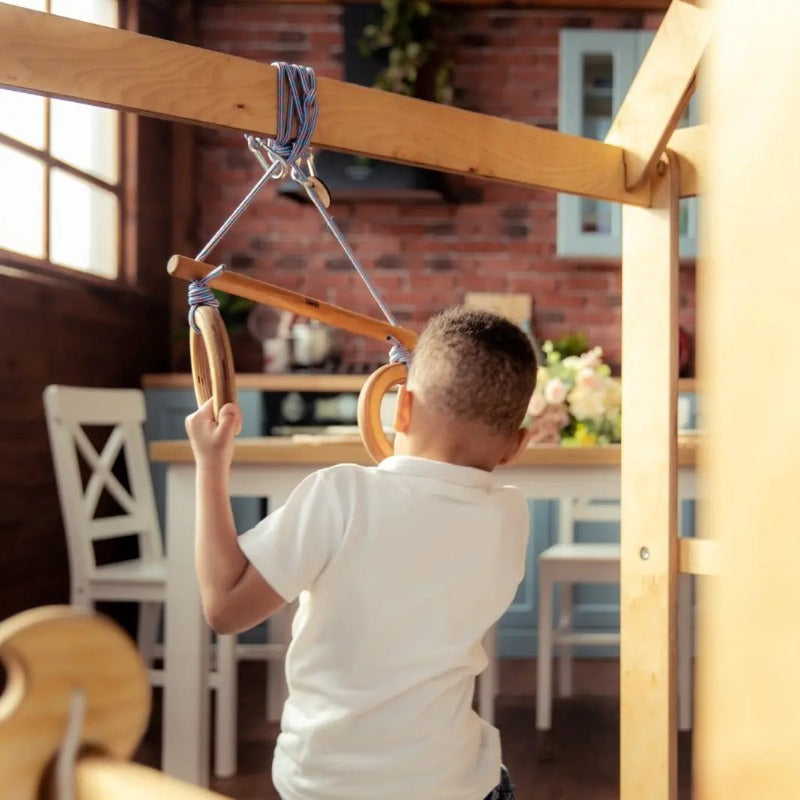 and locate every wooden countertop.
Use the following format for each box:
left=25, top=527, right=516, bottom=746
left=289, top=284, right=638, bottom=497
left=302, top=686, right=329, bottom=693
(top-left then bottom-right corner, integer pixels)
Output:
left=142, top=373, right=372, bottom=392
left=150, top=434, right=699, bottom=467
left=142, top=373, right=699, bottom=394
